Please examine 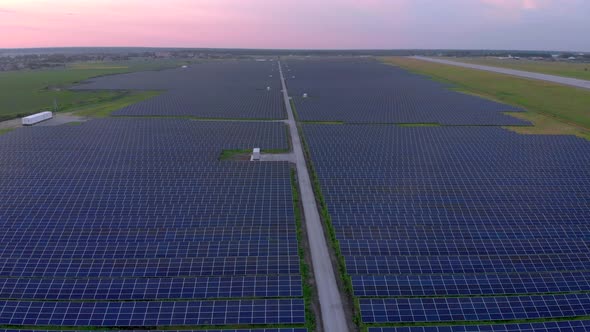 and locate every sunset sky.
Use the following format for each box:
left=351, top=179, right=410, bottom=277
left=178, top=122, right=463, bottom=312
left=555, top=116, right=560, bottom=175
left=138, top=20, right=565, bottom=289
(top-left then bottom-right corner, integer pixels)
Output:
left=0, top=0, right=588, bottom=51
